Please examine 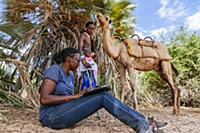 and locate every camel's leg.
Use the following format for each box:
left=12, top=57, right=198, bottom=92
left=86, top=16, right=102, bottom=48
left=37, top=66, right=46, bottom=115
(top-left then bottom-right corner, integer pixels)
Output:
left=118, top=63, right=126, bottom=102
left=160, top=61, right=180, bottom=115
left=127, top=65, right=138, bottom=111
